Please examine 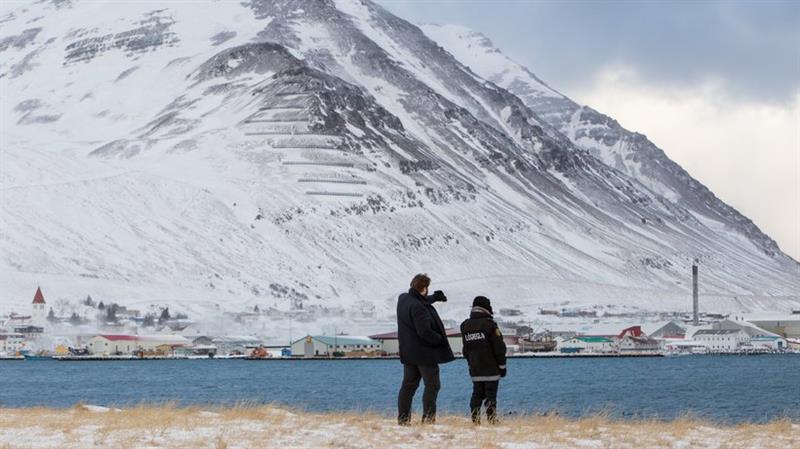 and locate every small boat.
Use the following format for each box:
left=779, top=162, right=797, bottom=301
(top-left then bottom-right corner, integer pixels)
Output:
left=22, top=350, right=53, bottom=360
